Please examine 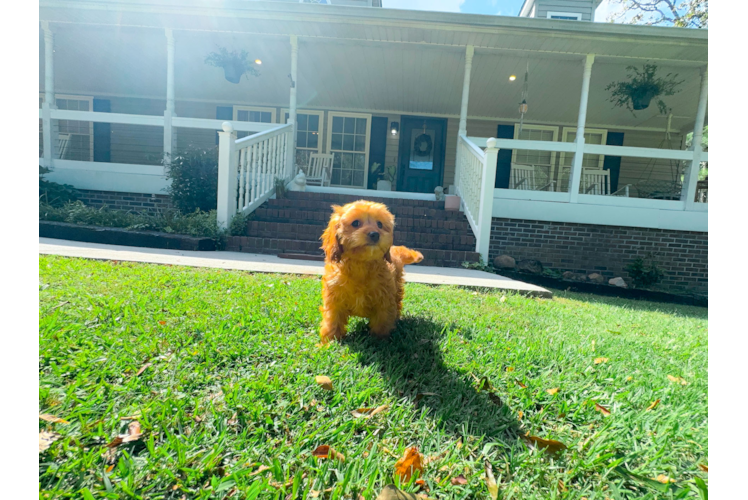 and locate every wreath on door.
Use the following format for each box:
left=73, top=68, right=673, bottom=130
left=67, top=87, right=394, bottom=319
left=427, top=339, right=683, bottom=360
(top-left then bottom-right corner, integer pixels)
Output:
left=413, top=133, right=433, bottom=157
